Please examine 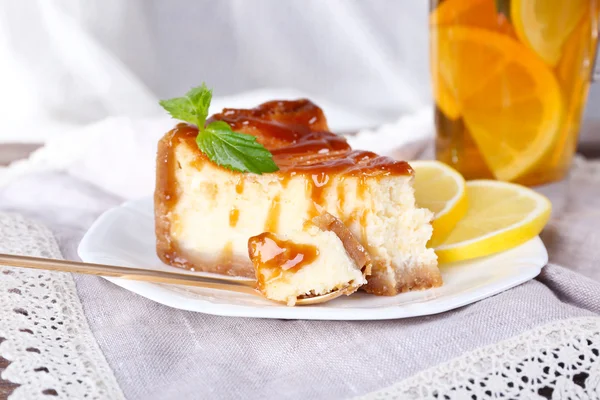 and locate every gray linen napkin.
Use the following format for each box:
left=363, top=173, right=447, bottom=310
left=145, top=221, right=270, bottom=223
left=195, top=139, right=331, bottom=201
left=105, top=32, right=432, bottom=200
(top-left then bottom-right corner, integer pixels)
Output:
left=0, top=157, right=599, bottom=399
